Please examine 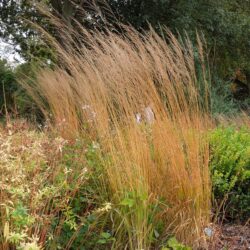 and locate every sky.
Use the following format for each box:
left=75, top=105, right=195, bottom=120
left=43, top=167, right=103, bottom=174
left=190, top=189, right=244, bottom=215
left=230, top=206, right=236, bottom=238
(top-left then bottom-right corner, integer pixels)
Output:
left=0, top=38, right=24, bottom=66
